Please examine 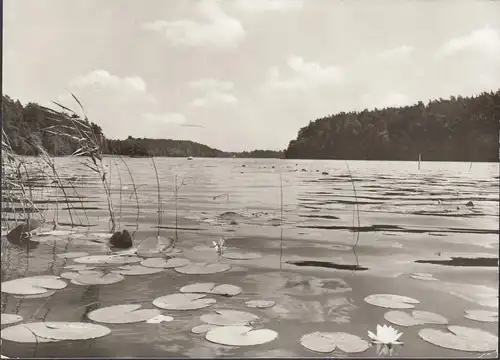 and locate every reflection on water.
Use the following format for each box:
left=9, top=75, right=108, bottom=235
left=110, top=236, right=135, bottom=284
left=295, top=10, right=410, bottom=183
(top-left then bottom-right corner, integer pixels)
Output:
left=1, top=158, right=498, bottom=357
